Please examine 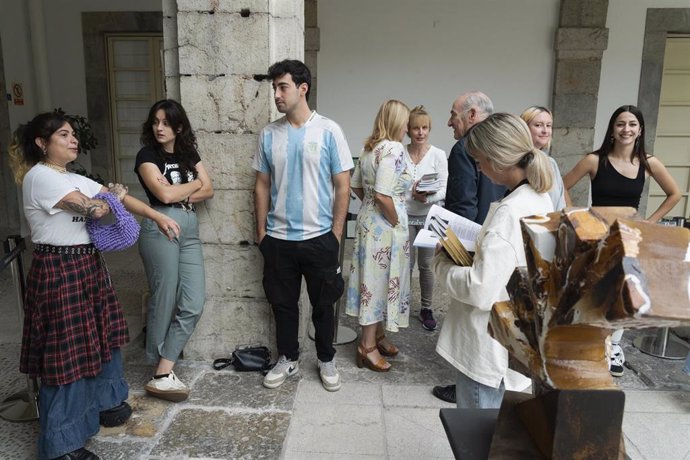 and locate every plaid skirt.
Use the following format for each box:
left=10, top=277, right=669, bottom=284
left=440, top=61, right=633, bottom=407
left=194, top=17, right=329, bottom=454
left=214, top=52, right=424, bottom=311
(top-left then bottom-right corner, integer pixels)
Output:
left=20, top=250, right=130, bottom=385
